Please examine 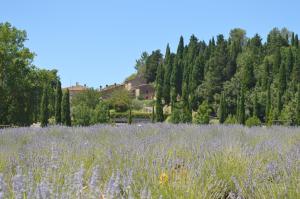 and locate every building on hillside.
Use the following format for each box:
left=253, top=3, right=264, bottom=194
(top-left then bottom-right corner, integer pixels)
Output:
left=124, top=75, right=155, bottom=100
left=65, top=82, right=88, bottom=99
left=99, top=75, right=155, bottom=100
left=99, top=83, right=125, bottom=99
